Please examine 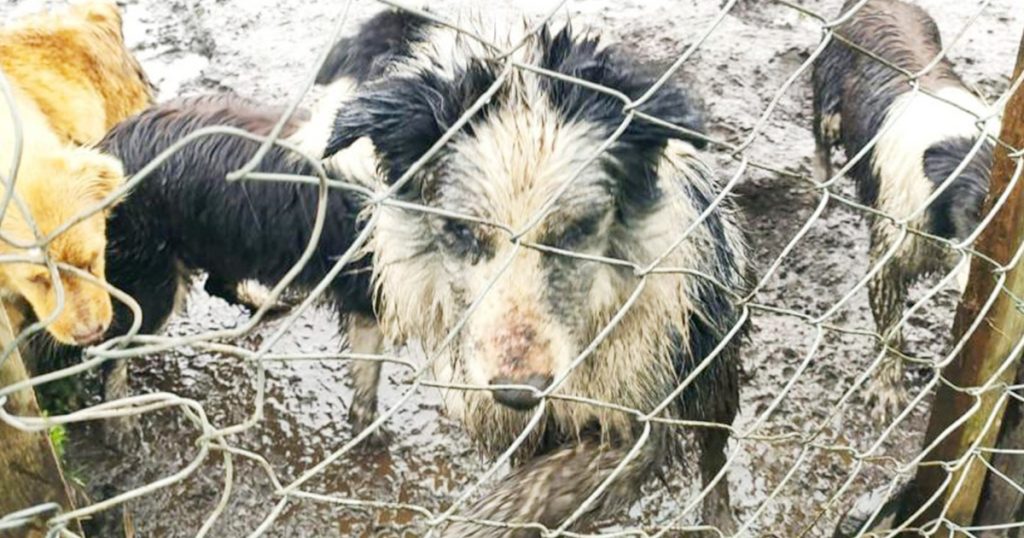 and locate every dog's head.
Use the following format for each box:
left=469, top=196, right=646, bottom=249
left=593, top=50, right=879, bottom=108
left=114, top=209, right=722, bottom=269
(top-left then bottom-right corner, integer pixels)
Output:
left=328, top=22, right=742, bottom=434
left=1, top=148, right=124, bottom=346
